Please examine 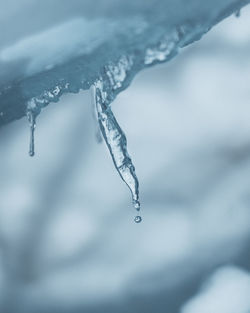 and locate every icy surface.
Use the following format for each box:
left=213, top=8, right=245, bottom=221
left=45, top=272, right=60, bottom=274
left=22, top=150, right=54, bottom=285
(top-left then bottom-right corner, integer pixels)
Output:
left=0, top=8, right=250, bottom=311
left=0, top=0, right=249, bottom=216
left=0, top=0, right=249, bottom=126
